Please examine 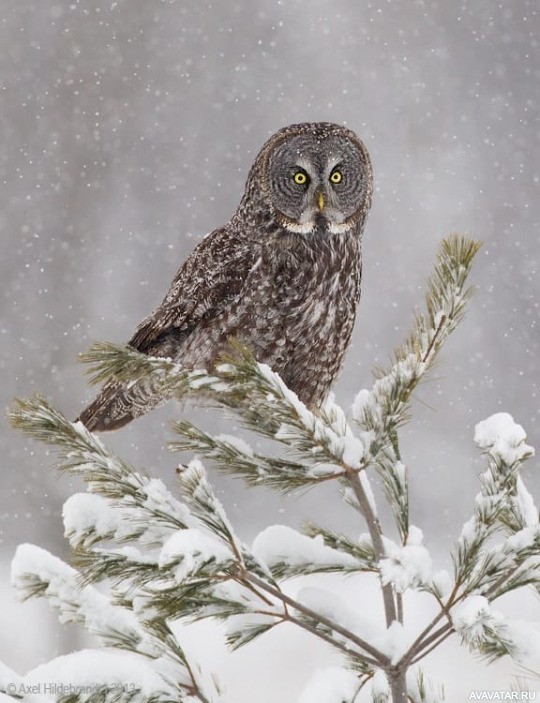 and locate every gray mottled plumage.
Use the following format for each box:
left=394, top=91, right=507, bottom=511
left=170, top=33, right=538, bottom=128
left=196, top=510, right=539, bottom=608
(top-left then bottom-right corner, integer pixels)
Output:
left=79, top=122, right=373, bottom=431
